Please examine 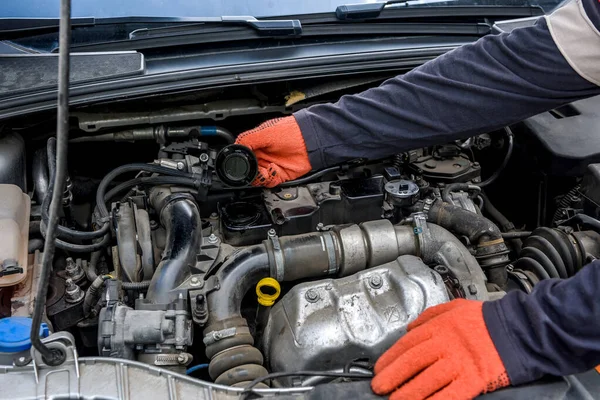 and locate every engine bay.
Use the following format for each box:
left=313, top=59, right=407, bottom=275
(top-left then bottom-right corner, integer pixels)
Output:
left=2, top=78, right=600, bottom=394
